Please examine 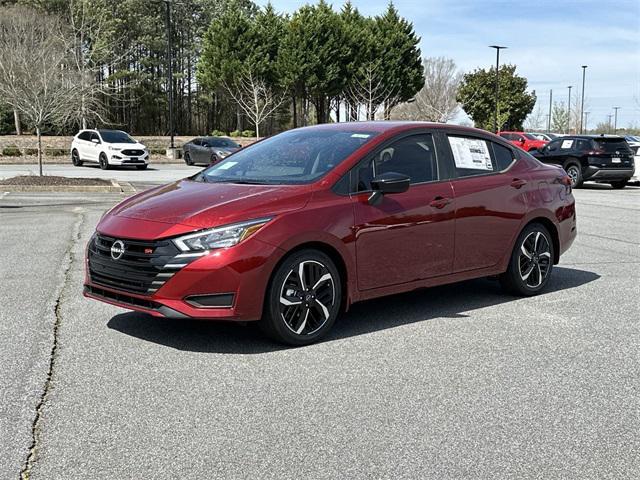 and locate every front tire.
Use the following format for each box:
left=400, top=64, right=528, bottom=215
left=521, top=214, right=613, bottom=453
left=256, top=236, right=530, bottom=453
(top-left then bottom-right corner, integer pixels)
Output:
left=99, top=153, right=110, bottom=170
left=184, top=152, right=193, bottom=166
left=261, top=250, right=342, bottom=346
left=564, top=162, right=583, bottom=188
left=71, top=149, right=83, bottom=167
left=210, top=153, right=219, bottom=165
left=610, top=180, right=627, bottom=189
left=500, top=223, right=554, bottom=296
